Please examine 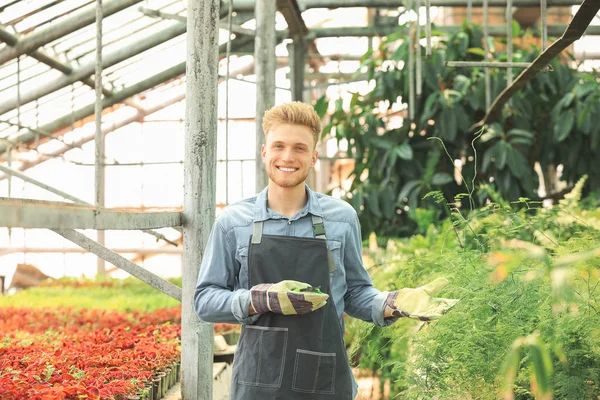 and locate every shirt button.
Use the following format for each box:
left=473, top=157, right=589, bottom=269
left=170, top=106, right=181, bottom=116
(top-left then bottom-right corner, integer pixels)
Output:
left=288, top=220, right=292, bottom=225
